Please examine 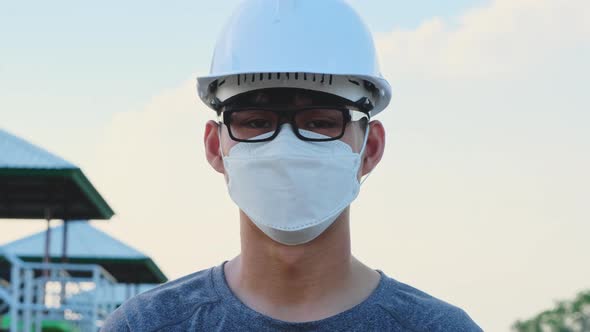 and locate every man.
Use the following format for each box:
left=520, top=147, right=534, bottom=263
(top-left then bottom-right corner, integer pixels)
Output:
left=103, top=0, right=482, bottom=331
